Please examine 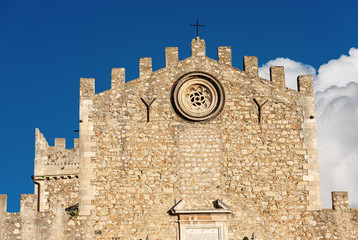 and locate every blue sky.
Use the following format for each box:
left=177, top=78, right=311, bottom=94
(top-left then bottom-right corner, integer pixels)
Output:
left=1, top=0, right=357, bottom=211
